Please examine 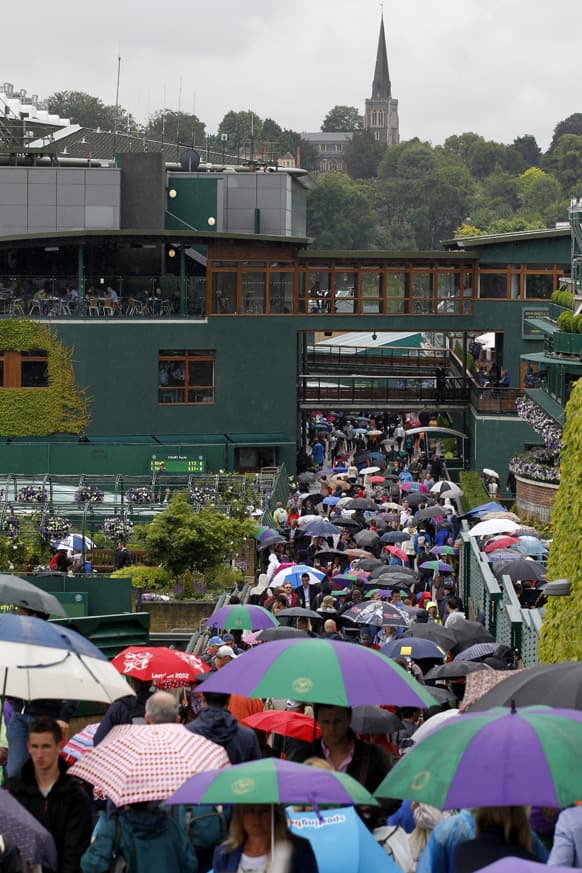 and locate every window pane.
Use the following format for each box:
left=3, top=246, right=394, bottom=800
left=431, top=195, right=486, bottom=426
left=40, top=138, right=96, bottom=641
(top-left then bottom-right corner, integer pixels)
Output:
left=386, top=272, right=406, bottom=298
left=479, top=273, right=508, bottom=299
left=525, top=274, right=554, bottom=299
left=307, top=272, right=331, bottom=313
left=159, top=387, right=185, bottom=403
left=334, top=271, right=356, bottom=313
left=269, top=272, right=293, bottom=313
left=188, top=361, right=213, bottom=387
left=21, top=360, right=48, bottom=387
left=212, top=273, right=237, bottom=313
left=411, top=273, right=433, bottom=313
left=241, top=272, right=266, bottom=313
left=361, top=273, right=382, bottom=313
left=188, top=387, right=214, bottom=403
